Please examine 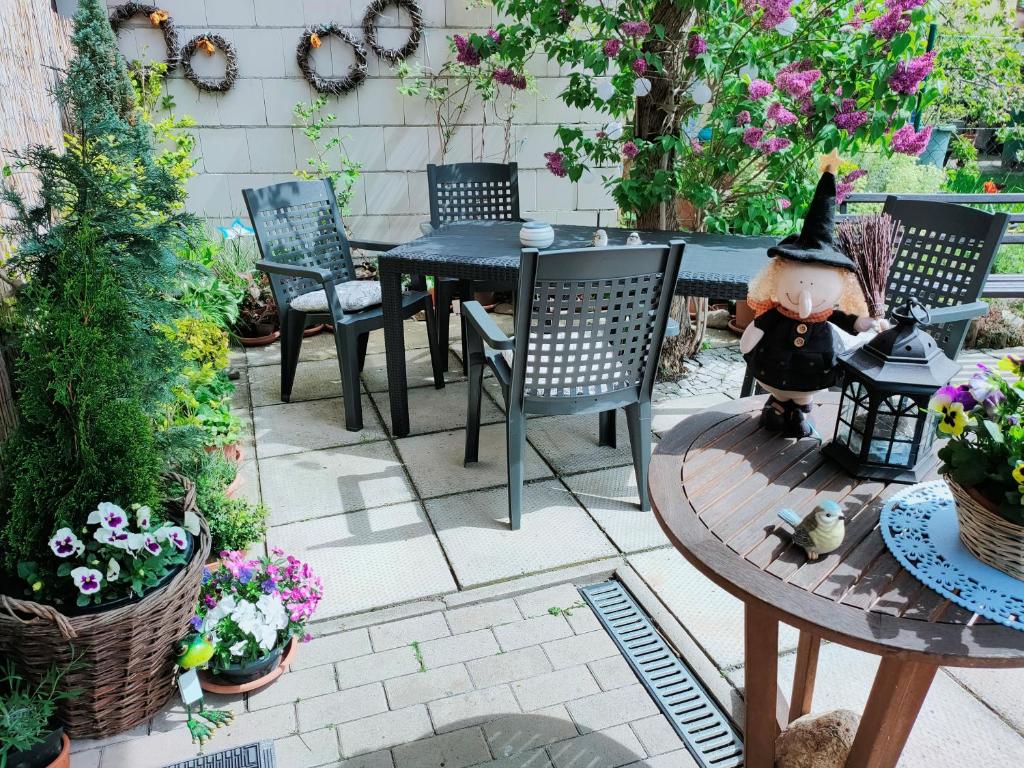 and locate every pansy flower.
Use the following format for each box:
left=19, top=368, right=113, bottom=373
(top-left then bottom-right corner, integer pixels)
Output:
left=49, top=528, right=84, bottom=558
left=70, top=567, right=103, bottom=595
left=95, top=527, right=131, bottom=549
left=156, top=525, right=188, bottom=551
left=1012, top=461, right=1024, bottom=489
left=136, top=506, right=152, bottom=530
left=929, top=387, right=971, bottom=437
left=998, top=355, right=1024, bottom=378
left=142, top=535, right=162, bottom=556
left=88, top=502, right=128, bottom=531
left=106, top=558, right=120, bottom=582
